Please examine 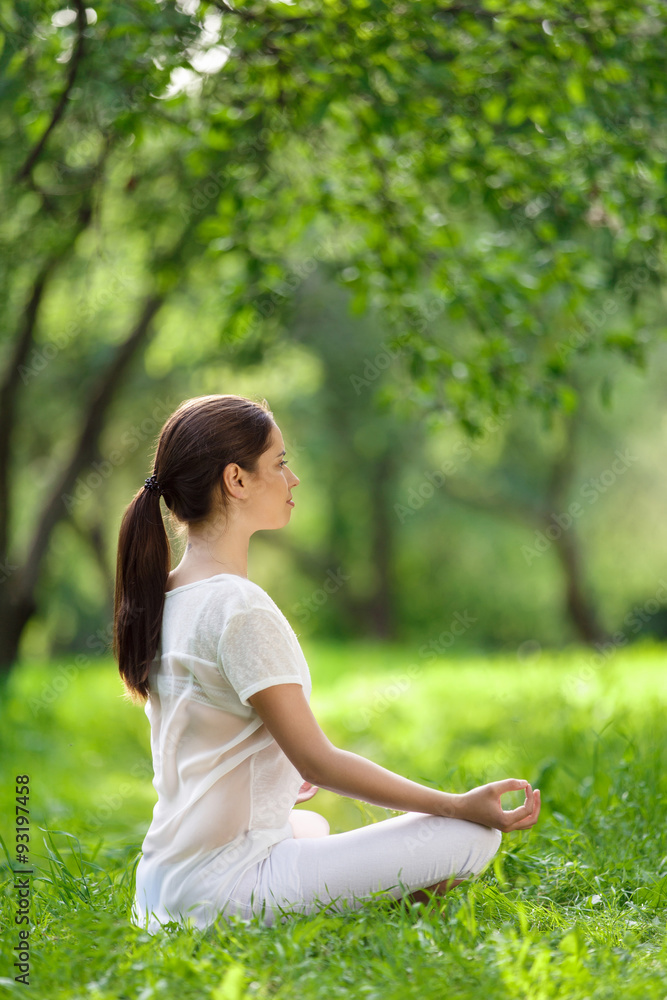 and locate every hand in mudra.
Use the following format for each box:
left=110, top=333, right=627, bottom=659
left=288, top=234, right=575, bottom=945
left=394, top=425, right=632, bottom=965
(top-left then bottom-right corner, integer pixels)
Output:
left=456, top=778, right=541, bottom=832
left=295, top=780, right=319, bottom=804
